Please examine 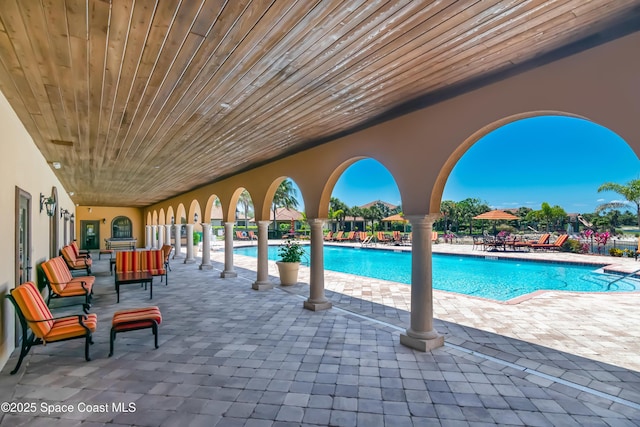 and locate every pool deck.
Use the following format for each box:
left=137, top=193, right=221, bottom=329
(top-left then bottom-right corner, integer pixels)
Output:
left=1, top=242, right=639, bottom=426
